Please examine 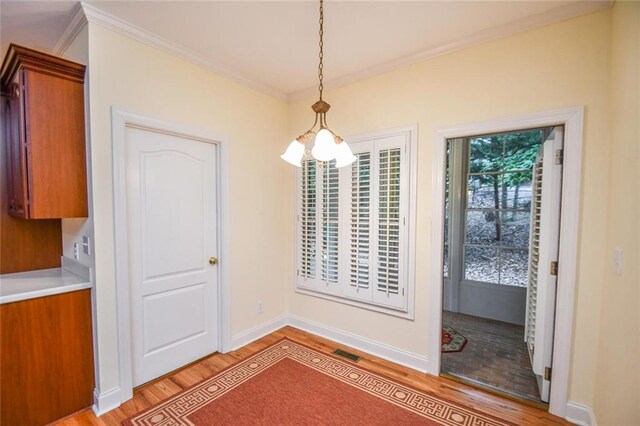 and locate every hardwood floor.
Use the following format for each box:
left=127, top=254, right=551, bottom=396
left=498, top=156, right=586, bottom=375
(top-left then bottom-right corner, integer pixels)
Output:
left=55, top=326, right=570, bottom=425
